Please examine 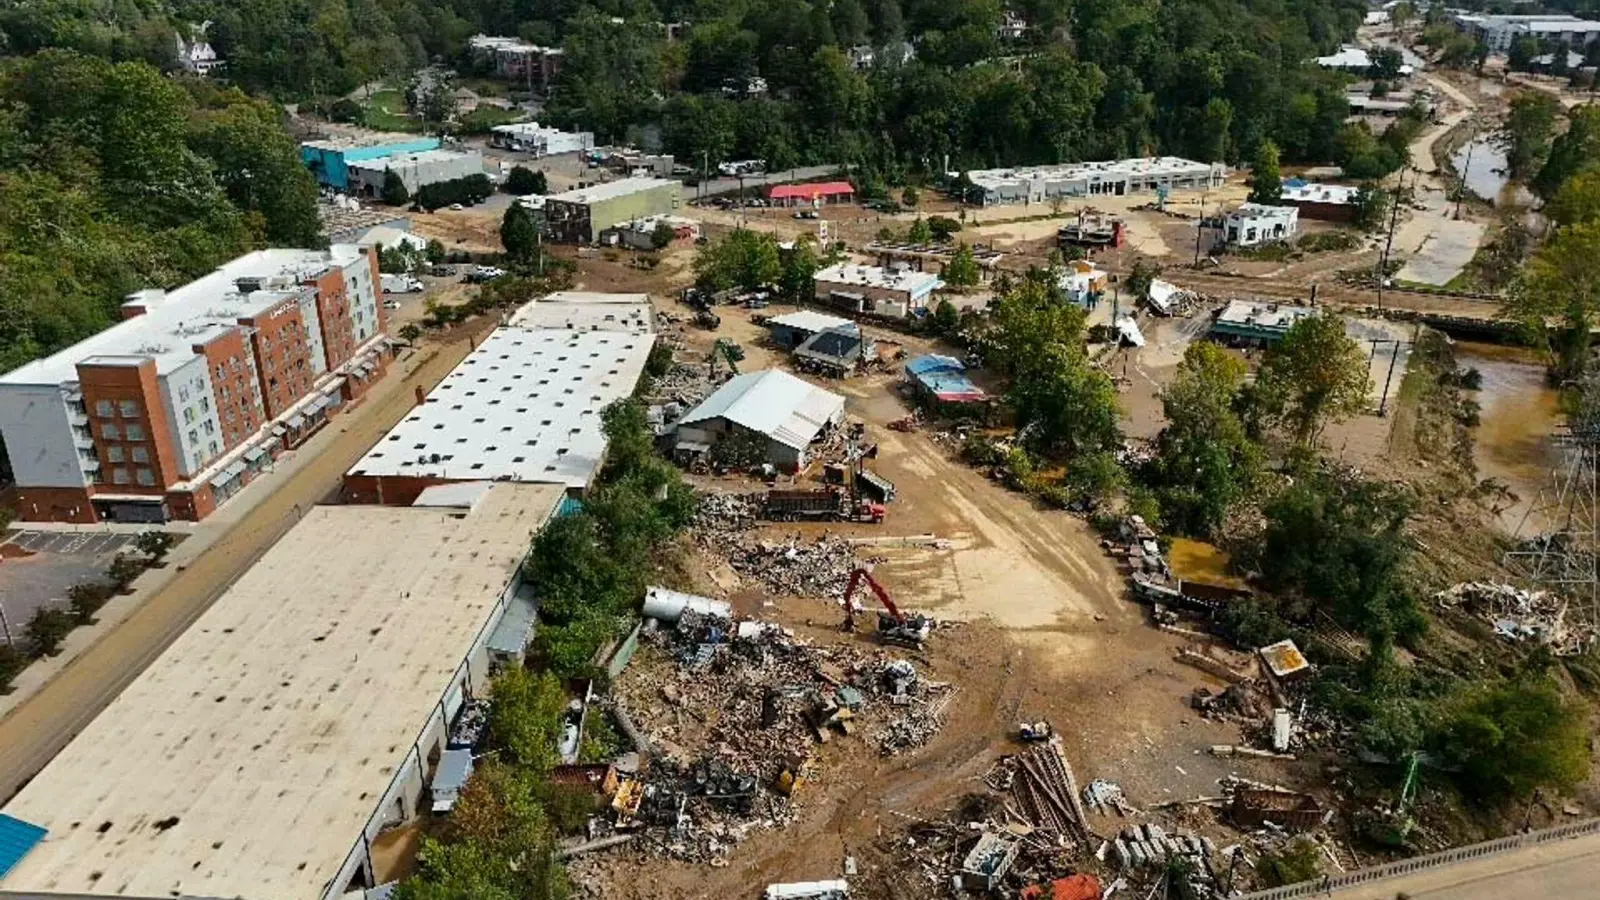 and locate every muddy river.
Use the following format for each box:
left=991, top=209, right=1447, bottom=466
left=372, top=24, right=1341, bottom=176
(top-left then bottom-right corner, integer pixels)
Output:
left=1458, top=341, right=1561, bottom=533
